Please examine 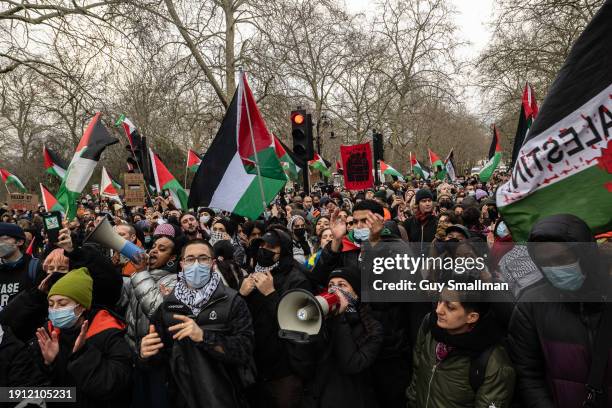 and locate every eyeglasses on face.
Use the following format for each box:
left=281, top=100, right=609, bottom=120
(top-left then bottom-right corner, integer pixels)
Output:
left=182, top=255, right=213, bottom=265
